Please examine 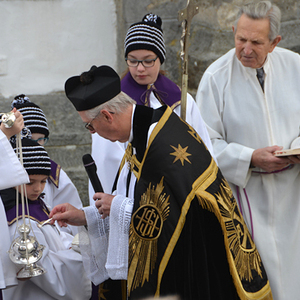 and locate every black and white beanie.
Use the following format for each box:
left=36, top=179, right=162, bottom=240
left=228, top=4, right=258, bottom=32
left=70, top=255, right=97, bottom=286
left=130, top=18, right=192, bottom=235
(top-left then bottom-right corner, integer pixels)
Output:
left=12, top=138, right=51, bottom=176
left=11, top=94, right=49, bottom=138
left=124, top=13, right=166, bottom=64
